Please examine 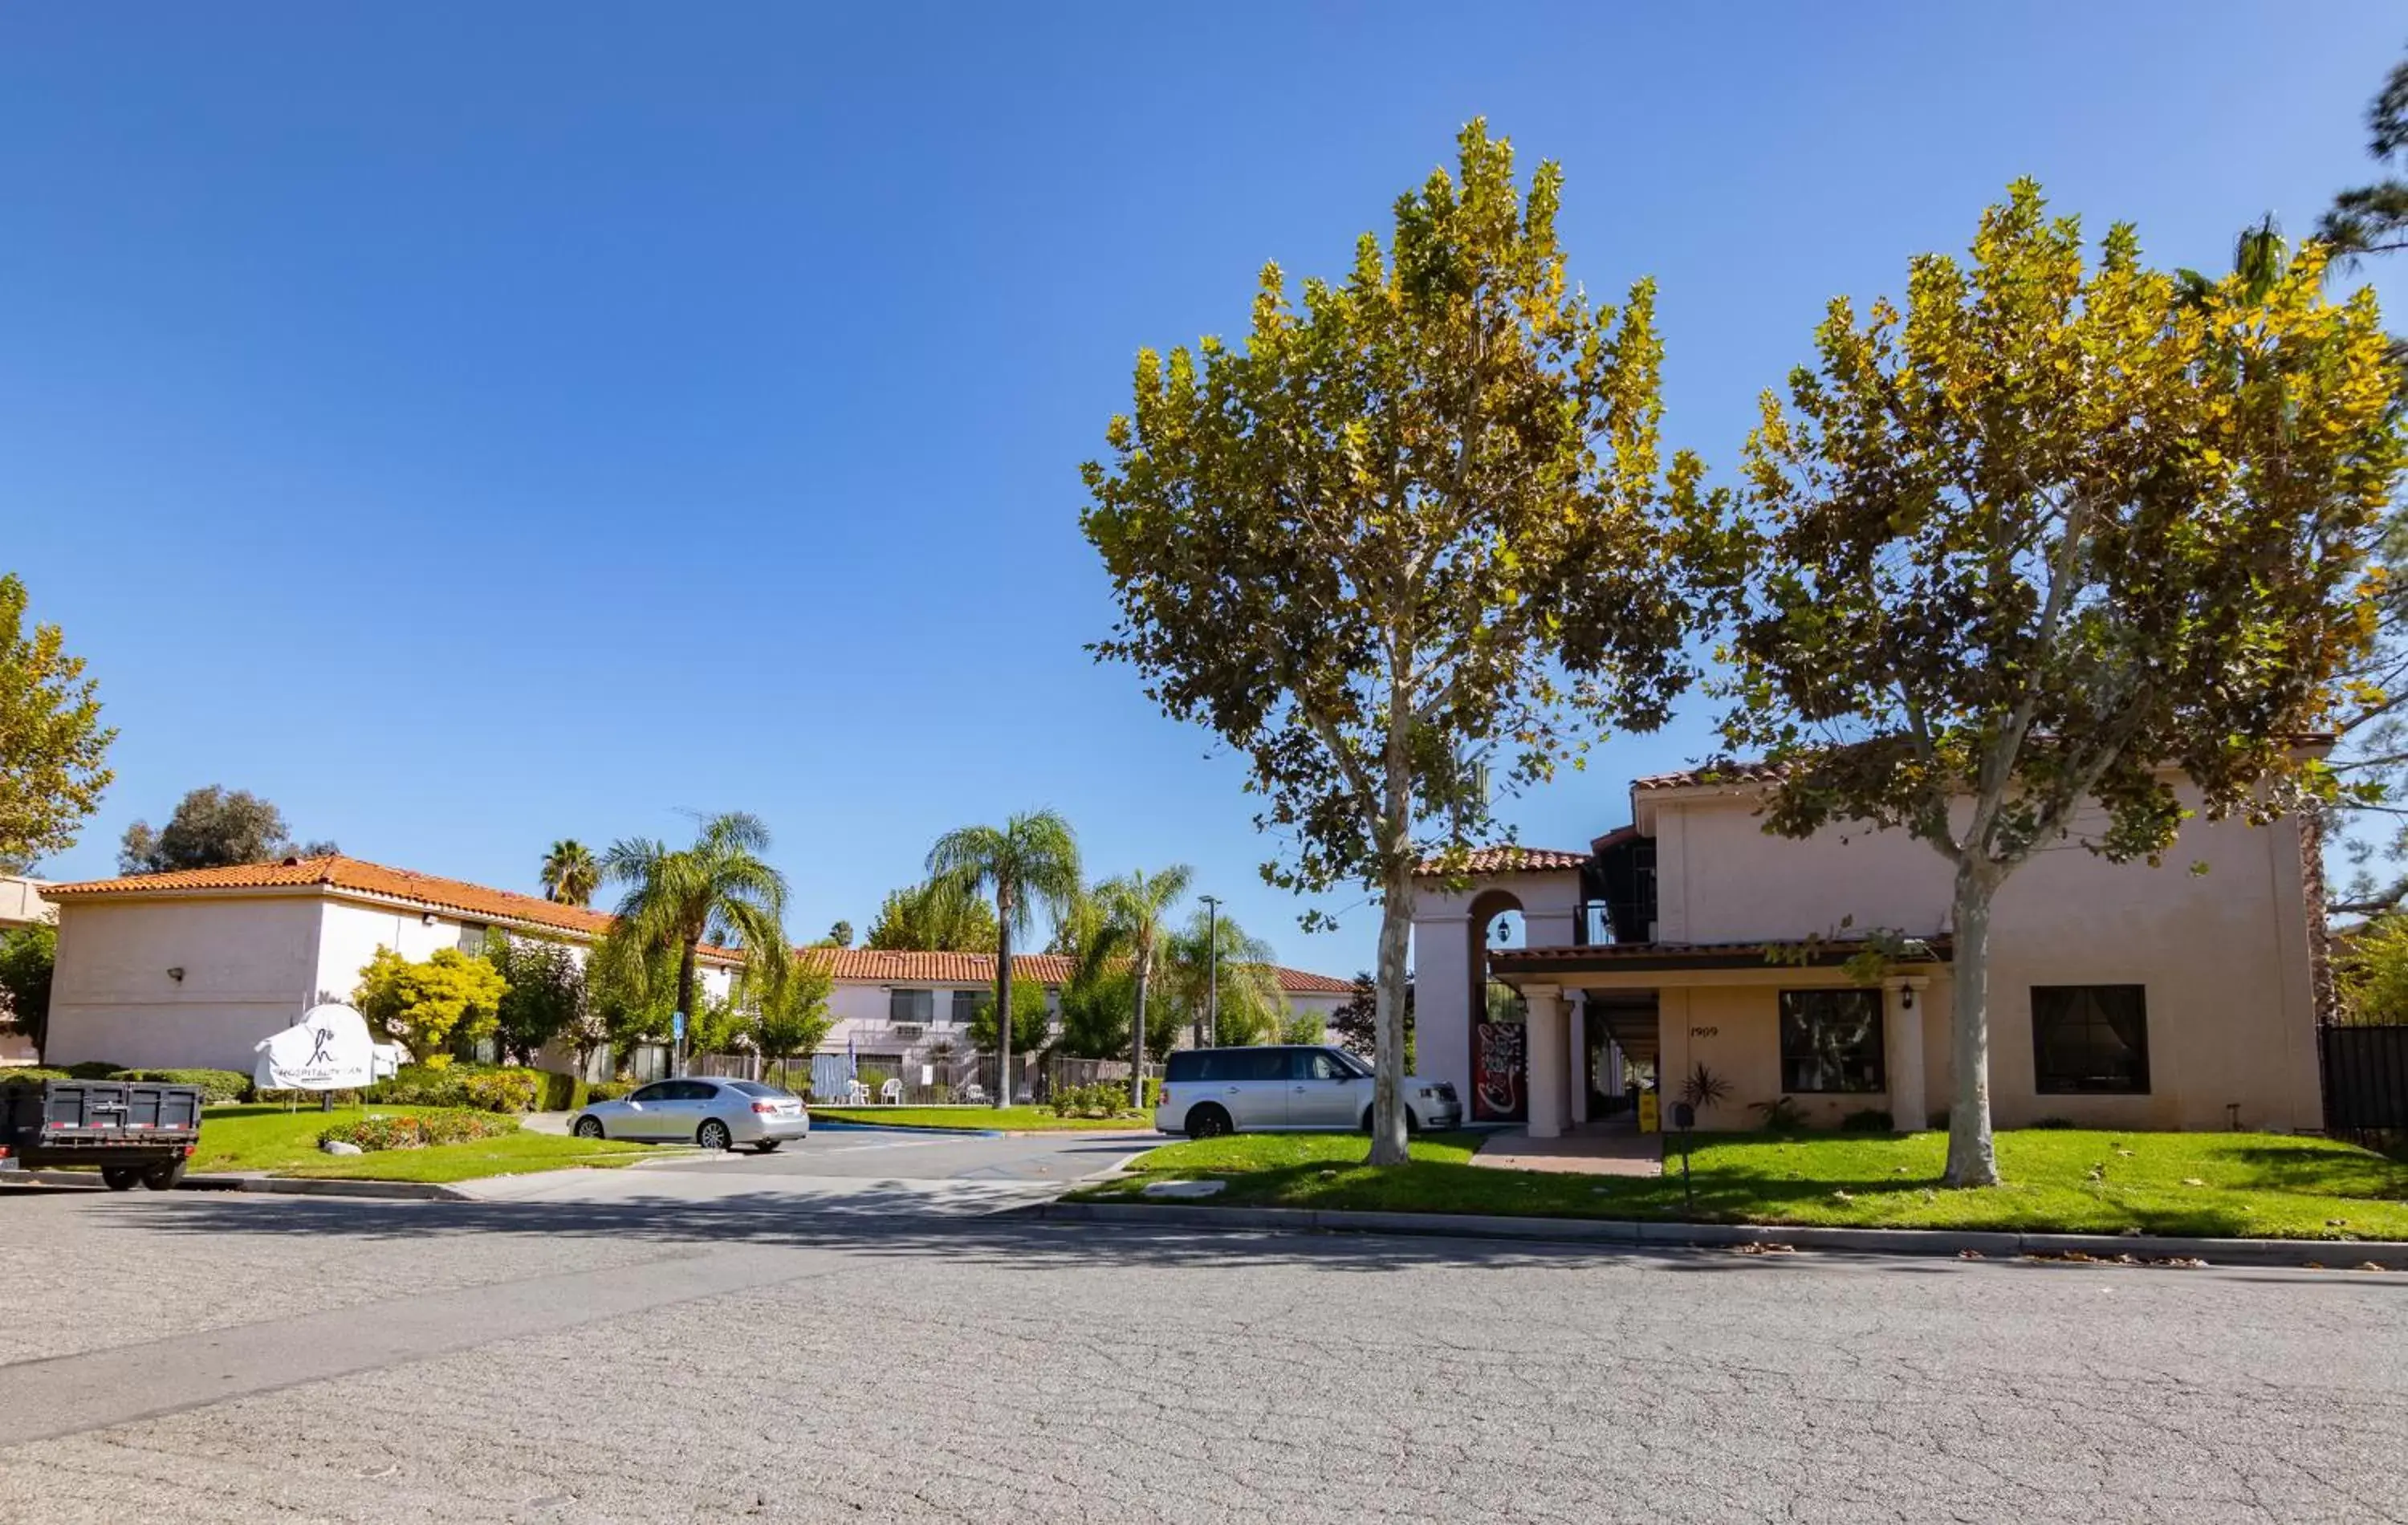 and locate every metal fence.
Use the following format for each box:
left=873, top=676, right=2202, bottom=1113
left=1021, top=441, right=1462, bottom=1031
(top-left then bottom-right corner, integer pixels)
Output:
left=2322, top=1023, right=2408, bottom=1150
left=717, top=1051, right=1161, bottom=1107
